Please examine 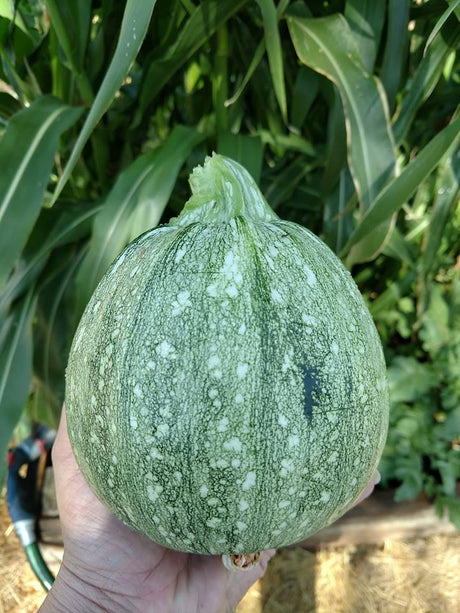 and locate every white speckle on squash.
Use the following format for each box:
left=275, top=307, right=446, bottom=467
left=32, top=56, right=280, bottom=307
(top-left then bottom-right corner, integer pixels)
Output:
left=236, top=521, right=247, bottom=532
left=235, top=393, right=244, bottom=404
left=130, top=415, right=138, bottom=429
left=304, top=266, right=317, bottom=285
left=216, top=459, right=229, bottom=468
left=225, top=284, right=238, bottom=298
left=211, top=369, right=222, bottom=379
left=149, top=447, right=163, bottom=460
left=156, top=340, right=176, bottom=359
left=207, top=498, right=220, bottom=506
left=207, top=284, right=218, bottom=297
left=147, top=484, right=163, bottom=502
left=237, top=363, right=249, bottom=379
left=217, top=417, right=229, bottom=432
left=238, top=323, right=246, bottom=335
left=155, top=424, right=169, bottom=436
left=130, top=265, right=140, bottom=277
left=288, top=435, right=300, bottom=448
left=223, top=437, right=242, bottom=452
left=331, top=341, right=339, bottom=355
left=278, top=414, right=289, bottom=427
left=209, top=388, right=219, bottom=399
left=208, top=355, right=220, bottom=369
left=271, top=288, right=283, bottom=303
left=133, top=384, right=143, bottom=398
left=279, top=500, right=290, bottom=508
left=199, top=485, right=209, bottom=497
left=242, top=472, right=256, bottom=490
left=231, top=459, right=240, bottom=468
left=206, top=517, right=221, bottom=528
left=175, top=246, right=187, bottom=262
left=239, top=500, right=249, bottom=512
left=320, top=491, right=331, bottom=503
left=172, top=291, right=192, bottom=316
